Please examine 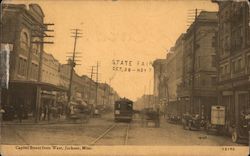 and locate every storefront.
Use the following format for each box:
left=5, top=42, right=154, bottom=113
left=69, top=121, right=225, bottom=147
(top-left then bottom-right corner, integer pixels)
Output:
left=1, top=80, right=67, bottom=122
